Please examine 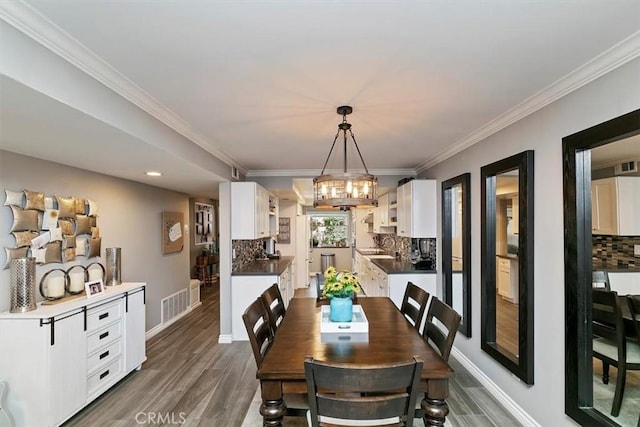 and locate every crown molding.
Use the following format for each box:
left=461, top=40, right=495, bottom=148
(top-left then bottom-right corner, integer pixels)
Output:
left=245, top=168, right=416, bottom=177
left=0, top=1, right=246, bottom=175
left=416, top=30, right=640, bottom=173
